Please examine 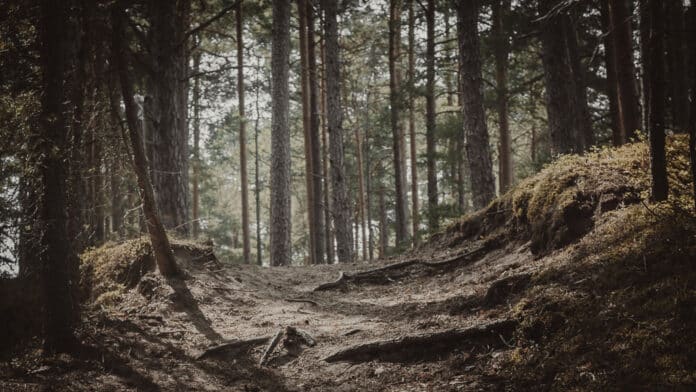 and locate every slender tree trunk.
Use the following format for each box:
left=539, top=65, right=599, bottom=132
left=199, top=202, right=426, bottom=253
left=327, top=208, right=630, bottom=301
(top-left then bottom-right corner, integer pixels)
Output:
left=93, top=134, right=105, bottom=244
left=425, top=0, right=438, bottom=231
left=323, top=0, right=353, bottom=263
left=458, top=0, right=496, bottom=210
left=639, top=0, right=651, bottom=133
left=37, top=0, right=79, bottom=352
left=254, top=56, right=263, bottom=266
left=270, top=0, right=292, bottom=266
left=493, top=0, right=512, bottom=193
left=600, top=0, right=622, bottom=146
left=112, top=7, right=180, bottom=278
left=377, top=163, right=388, bottom=259
left=689, top=5, right=696, bottom=211
left=320, top=35, right=335, bottom=264
left=354, top=127, right=367, bottom=261
left=298, top=0, right=316, bottom=264
left=109, top=153, right=124, bottom=238
left=365, top=122, right=374, bottom=262
left=666, top=0, right=688, bottom=133
left=643, top=0, right=668, bottom=201
left=609, top=0, right=641, bottom=142
left=389, top=0, right=410, bottom=248
left=564, top=16, right=594, bottom=149
left=307, top=0, right=325, bottom=264
left=191, top=47, right=201, bottom=238
left=146, top=0, right=191, bottom=236
left=407, top=0, right=420, bottom=243
left=236, top=3, right=251, bottom=263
